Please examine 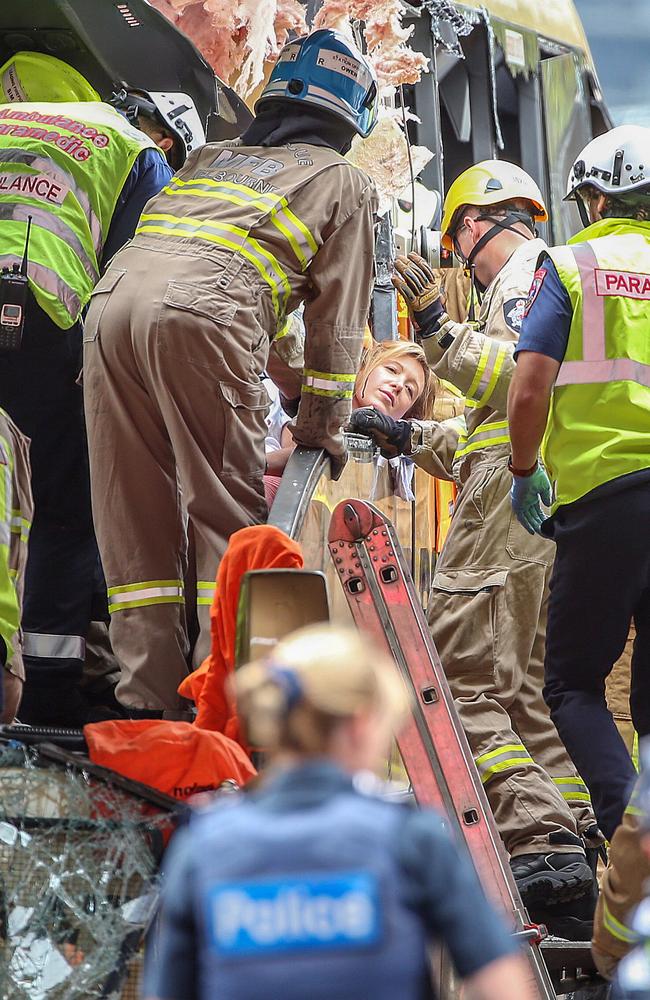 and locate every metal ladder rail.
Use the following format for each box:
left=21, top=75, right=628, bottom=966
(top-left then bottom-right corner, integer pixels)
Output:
left=327, top=498, right=557, bottom=1000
